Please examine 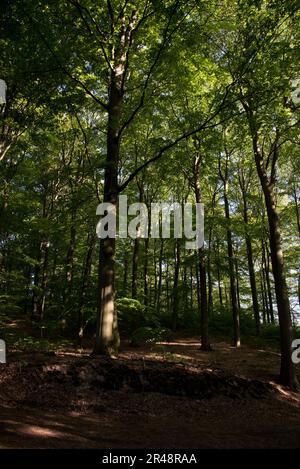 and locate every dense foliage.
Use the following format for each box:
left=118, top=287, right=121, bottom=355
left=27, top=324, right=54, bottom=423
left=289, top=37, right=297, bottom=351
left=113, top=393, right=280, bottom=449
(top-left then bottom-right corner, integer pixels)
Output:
left=0, top=0, right=300, bottom=387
